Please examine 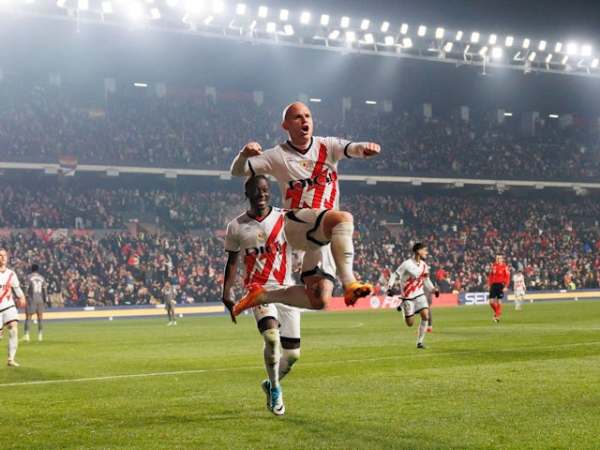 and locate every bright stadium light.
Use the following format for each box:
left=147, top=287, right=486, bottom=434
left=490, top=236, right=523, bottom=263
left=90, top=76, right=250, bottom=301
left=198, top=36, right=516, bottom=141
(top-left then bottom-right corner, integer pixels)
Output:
left=562, top=55, right=569, bottom=65
left=283, top=24, right=294, bottom=35
left=345, top=31, right=356, bottom=43
left=538, top=40, right=547, bottom=51
left=365, top=100, right=377, bottom=105
left=101, top=1, right=113, bottom=13
left=127, top=2, right=144, bottom=21
left=504, top=112, right=513, bottom=117
left=258, top=5, right=267, bottom=18
left=133, top=82, right=148, bottom=87
left=479, top=46, right=488, bottom=57
left=581, top=44, right=592, bottom=57
left=203, top=15, right=214, bottom=25
left=166, top=0, right=178, bottom=6
left=184, top=0, right=202, bottom=15
left=384, top=35, right=395, bottom=46
left=57, top=0, right=67, bottom=7
left=400, top=23, right=409, bottom=34
left=235, top=3, right=246, bottom=15
left=360, top=19, right=370, bottom=30
left=363, top=33, right=374, bottom=44
left=435, top=27, right=444, bottom=39
left=555, top=42, right=563, bottom=52
left=328, top=29, right=340, bottom=39
left=592, top=58, right=599, bottom=68
left=492, top=47, right=503, bottom=59
left=455, top=30, right=463, bottom=41
left=488, top=34, right=497, bottom=45
left=522, top=38, right=530, bottom=49
left=505, top=35, right=514, bottom=47
left=320, top=14, right=329, bottom=26
left=545, top=53, right=553, bottom=63
left=528, top=51, right=536, bottom=61
left=279, top=9, right=288, bottom=21
left=150, top=7, right=160, bottom=19
left=402, top=37, right=413, bottom=48
left=566, top=42, right=578, bottom=55
left=309, top=98, right=322, bottom=103
left=212, top=0, right=224, bottom=14
left=417, top=25, right=427, bottom=37
left=249, top=20, right=257, bottom=30
left=300, top=11, right=310, bottom=25
left=266, top=22, right=276, bottom=33
left=443, top=41, right=453, bottom=52
left=548, top=114, right=559, bottom=118
left=77, top=0, right=88, bottom=10
left=470, top=31, right=480, bottom=43
left=380, top=21, right=390, bottom=33
left=340, top=16, right=350, bottom=28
